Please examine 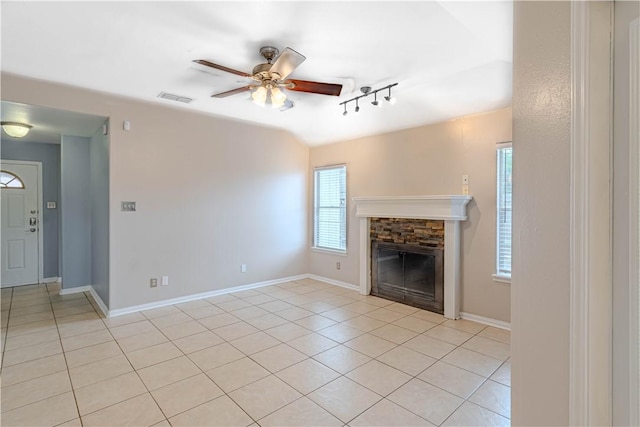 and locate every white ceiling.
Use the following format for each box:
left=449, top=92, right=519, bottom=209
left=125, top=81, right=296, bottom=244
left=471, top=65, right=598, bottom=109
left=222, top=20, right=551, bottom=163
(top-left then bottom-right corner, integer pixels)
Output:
left=0, top=1, right=512, bottom=146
